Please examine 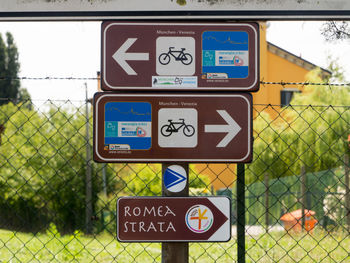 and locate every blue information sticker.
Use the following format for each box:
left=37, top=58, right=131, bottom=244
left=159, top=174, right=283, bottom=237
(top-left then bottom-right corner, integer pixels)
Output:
left=104, top=102, right=152, bottom=150
left=202, top=31, right=249, bottom=79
